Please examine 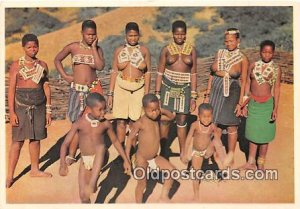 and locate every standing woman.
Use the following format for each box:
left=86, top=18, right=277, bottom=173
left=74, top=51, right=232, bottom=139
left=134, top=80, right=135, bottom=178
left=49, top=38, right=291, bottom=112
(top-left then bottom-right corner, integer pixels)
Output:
left=7, top=34, right=52, bottom=188
left=54, top=20, right=105, bottom=166
left=107, top=22, right=151, bottom=147
left=204, top=28, right=249, bottom=167
left=155, top=20, right=197, bottom=160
